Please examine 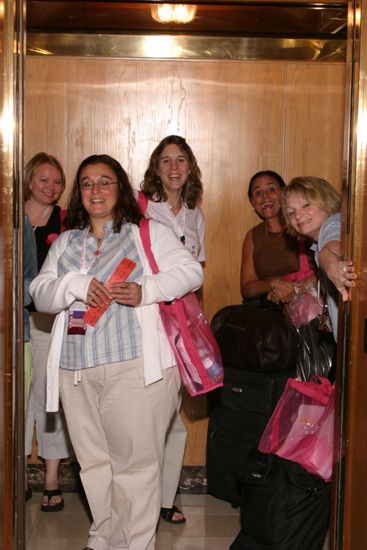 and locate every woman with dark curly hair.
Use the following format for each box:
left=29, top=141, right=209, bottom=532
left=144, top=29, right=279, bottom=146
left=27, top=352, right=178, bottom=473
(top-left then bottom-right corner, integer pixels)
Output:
left=140, top=136, right=206, bottom=524
left=30, top=154, right=203, bottom=550
left=141, top=135, right=205, bottom=261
